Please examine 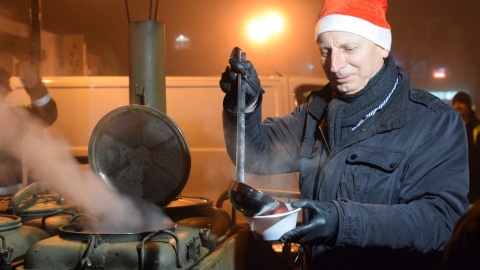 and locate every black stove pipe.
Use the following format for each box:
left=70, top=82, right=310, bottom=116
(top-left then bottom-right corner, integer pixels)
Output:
left=28, top=0, right=42, bottom=75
